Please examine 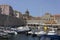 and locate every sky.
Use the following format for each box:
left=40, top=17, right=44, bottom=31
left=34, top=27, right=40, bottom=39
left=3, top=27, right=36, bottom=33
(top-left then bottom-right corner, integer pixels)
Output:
left=0, top=0, right=60, bottom=16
